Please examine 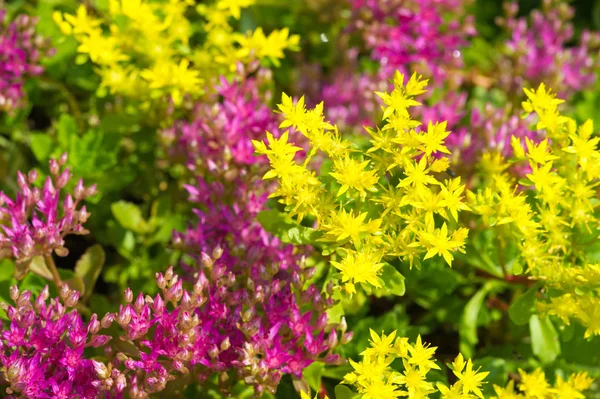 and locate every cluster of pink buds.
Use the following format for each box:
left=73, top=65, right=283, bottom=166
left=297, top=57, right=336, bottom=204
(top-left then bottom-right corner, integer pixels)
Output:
left=0, top=11, right=54, bottom=113
left=0, top=284, right=114, bottom=398
left=0, top=154, right=97, bottom=274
